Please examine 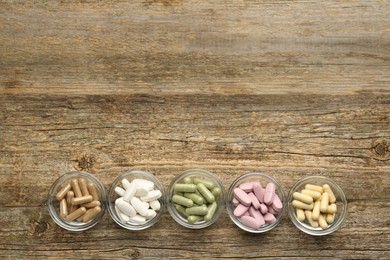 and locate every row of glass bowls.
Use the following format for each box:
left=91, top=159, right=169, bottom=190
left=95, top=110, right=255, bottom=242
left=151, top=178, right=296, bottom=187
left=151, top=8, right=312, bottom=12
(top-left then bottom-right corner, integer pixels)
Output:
left=47, top=169, right=347, bottom=235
